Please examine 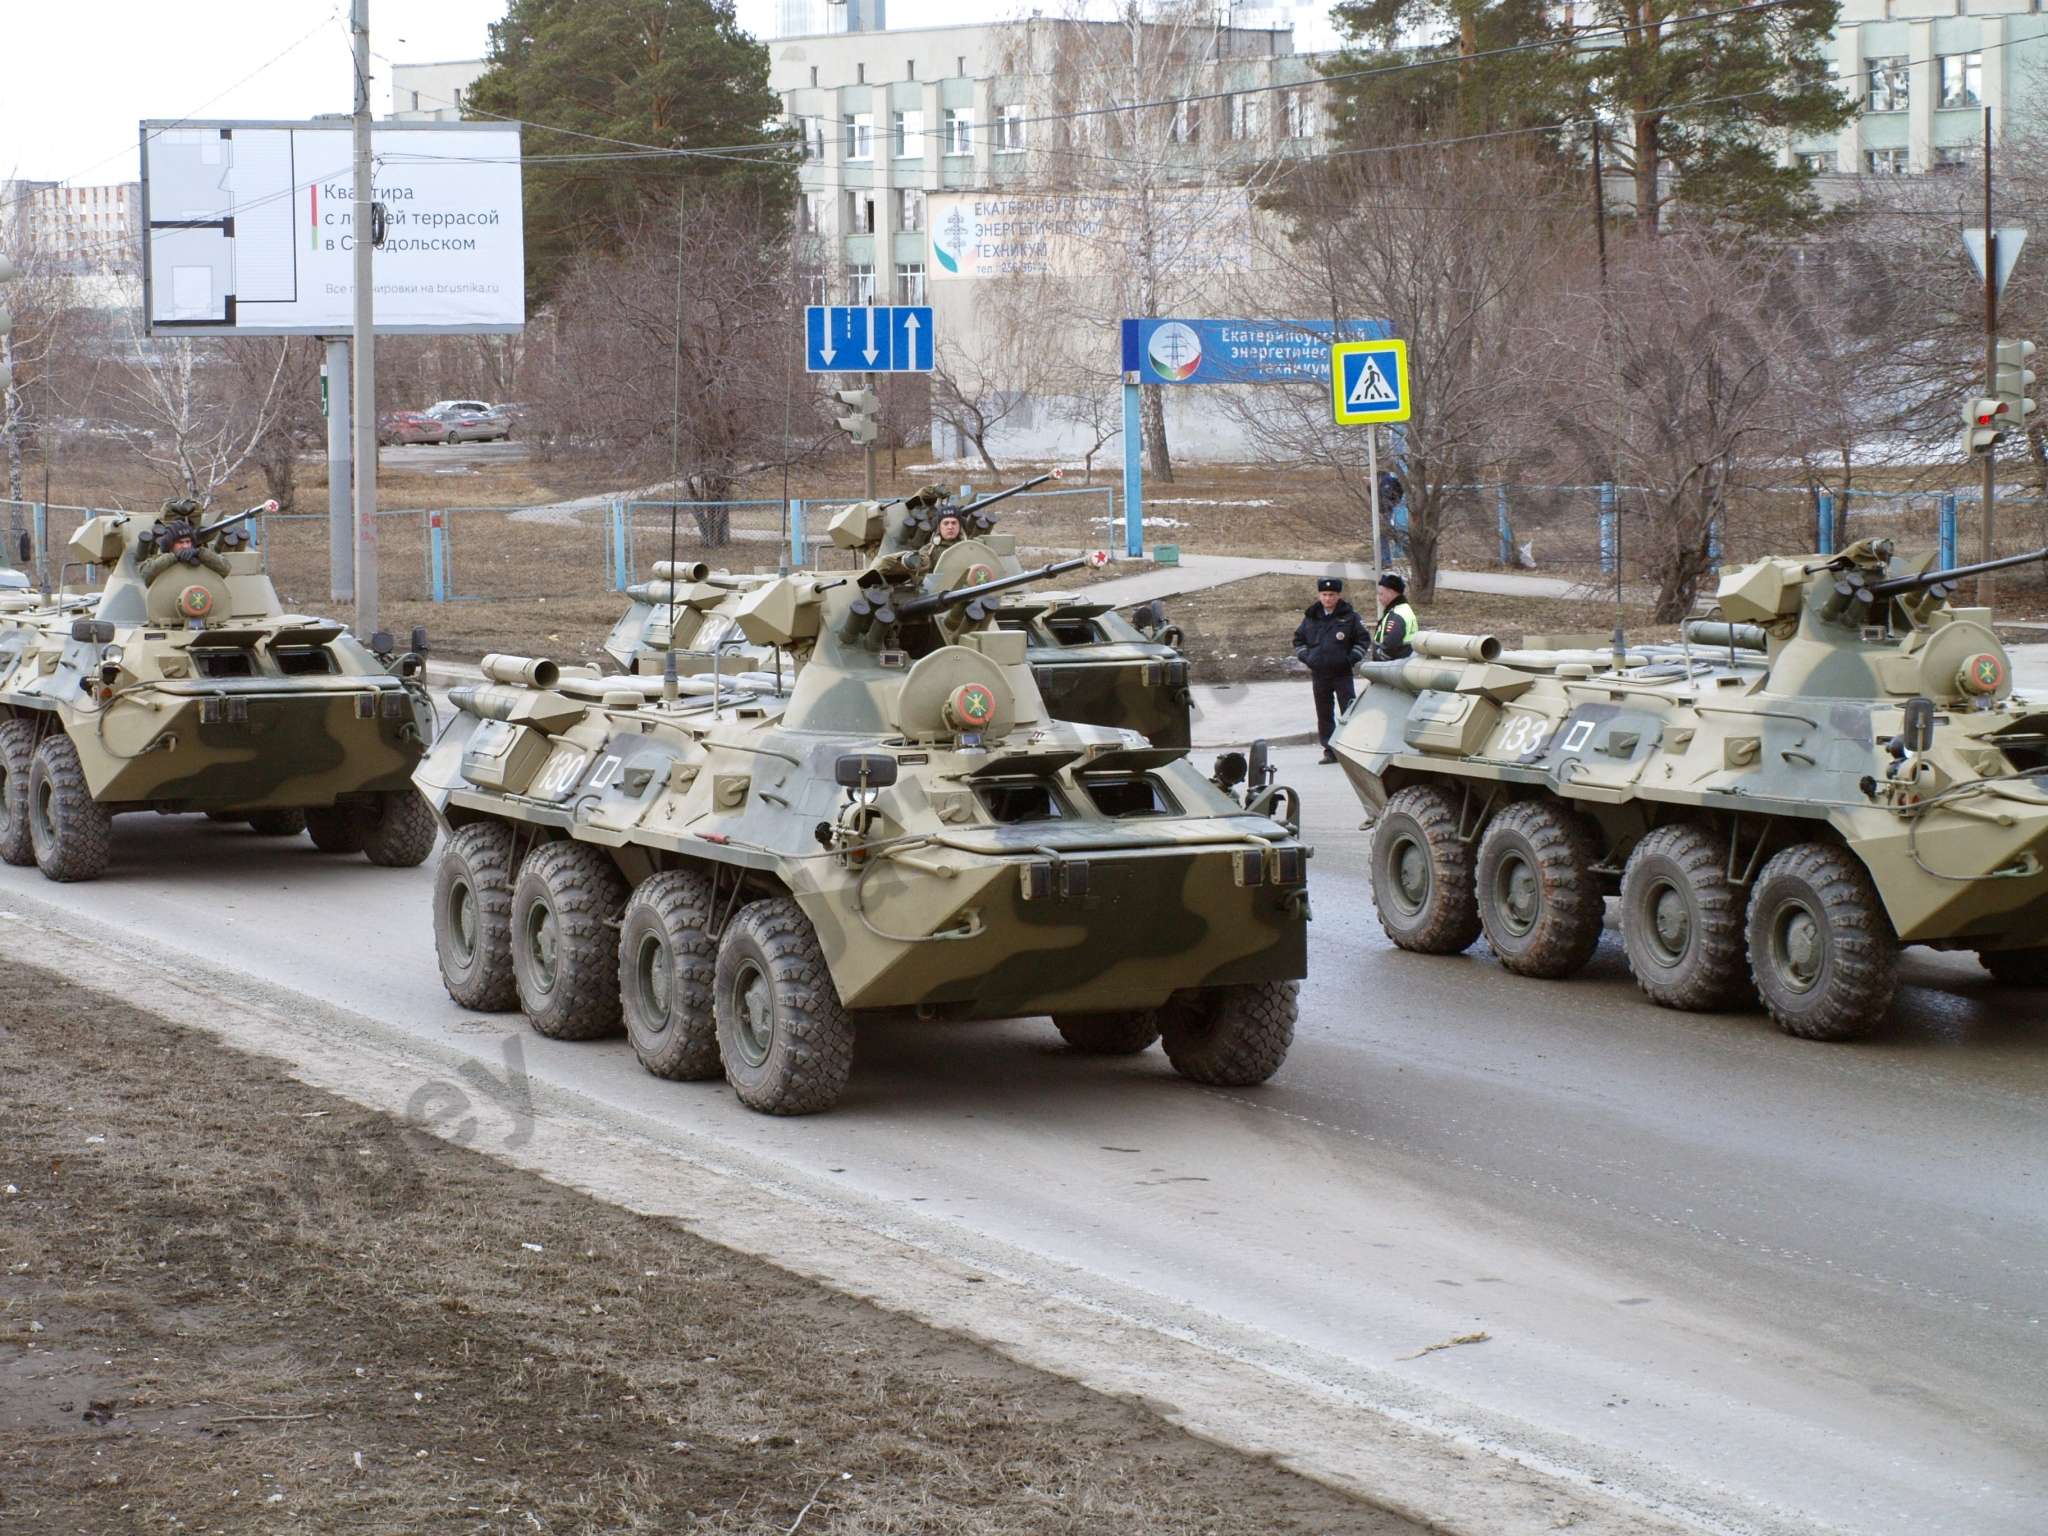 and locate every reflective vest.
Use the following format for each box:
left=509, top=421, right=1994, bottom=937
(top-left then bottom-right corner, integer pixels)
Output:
left=1375, top=601, right=1418, bottom=659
